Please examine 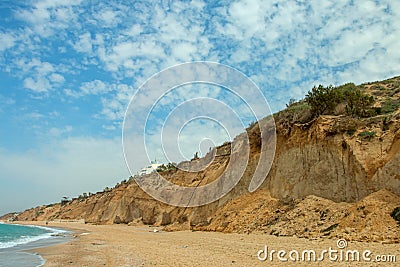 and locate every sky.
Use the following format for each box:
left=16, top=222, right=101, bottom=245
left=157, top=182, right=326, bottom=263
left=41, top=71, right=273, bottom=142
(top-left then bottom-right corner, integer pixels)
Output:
left=0, top=0, right=399, bottom=214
